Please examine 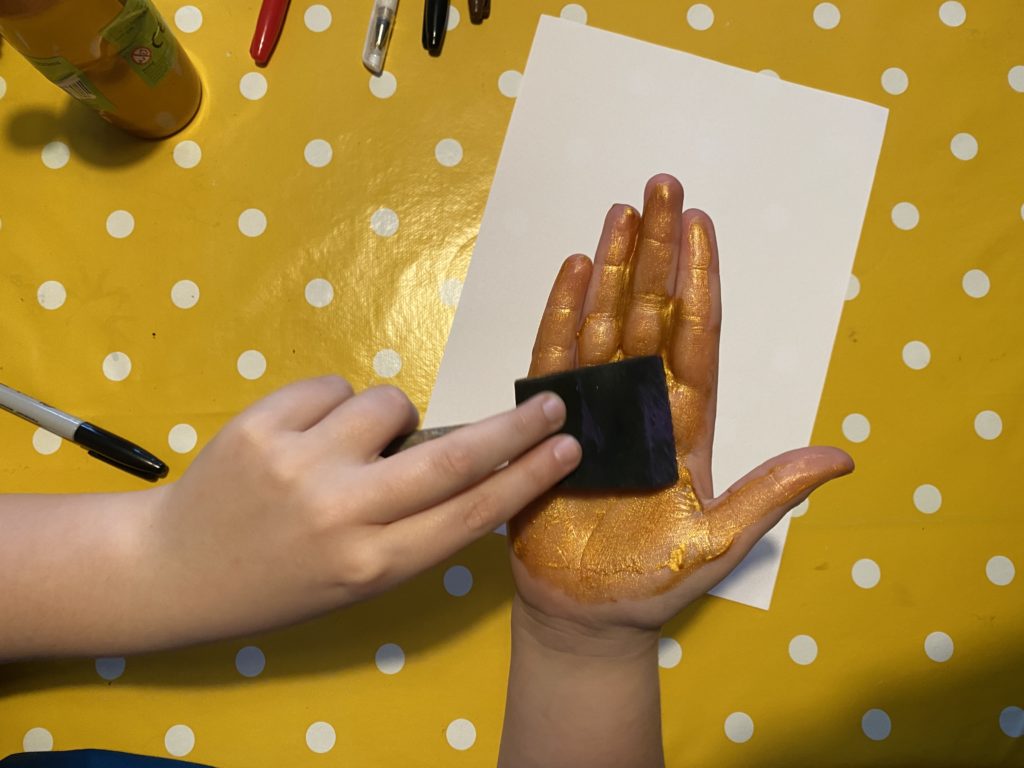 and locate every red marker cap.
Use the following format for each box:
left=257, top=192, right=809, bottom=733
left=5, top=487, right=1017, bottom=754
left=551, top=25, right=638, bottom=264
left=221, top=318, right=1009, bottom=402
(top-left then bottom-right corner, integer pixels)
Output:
left=250, top=0, right=291, bottom=66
